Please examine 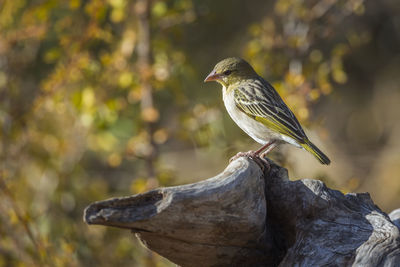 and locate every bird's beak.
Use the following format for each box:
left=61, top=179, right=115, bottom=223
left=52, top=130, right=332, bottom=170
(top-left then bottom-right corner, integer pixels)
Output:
left=204, top=70, right=221, bottom=82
